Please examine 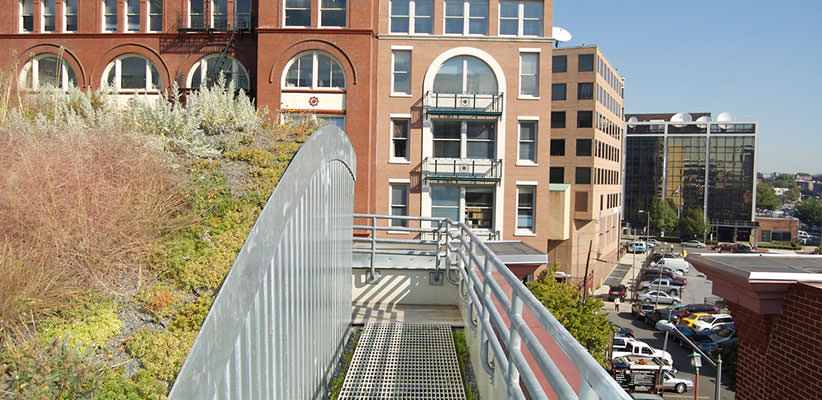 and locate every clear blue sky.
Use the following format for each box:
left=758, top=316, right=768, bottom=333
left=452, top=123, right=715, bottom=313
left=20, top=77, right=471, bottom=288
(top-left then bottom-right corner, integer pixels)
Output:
left=553, top=1, right=822, bottom=175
